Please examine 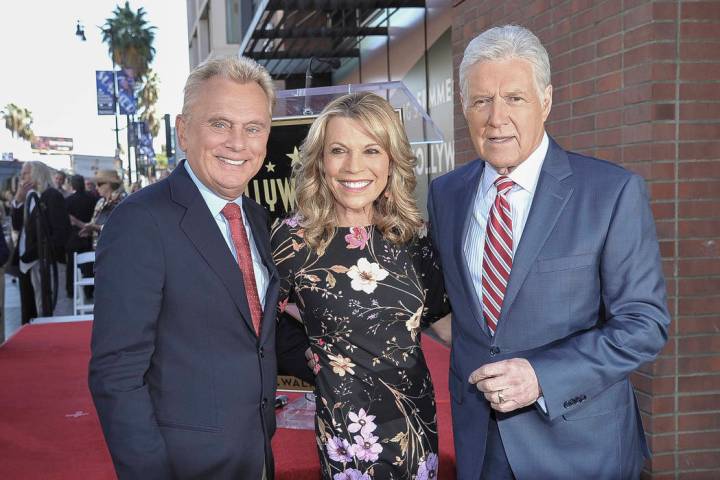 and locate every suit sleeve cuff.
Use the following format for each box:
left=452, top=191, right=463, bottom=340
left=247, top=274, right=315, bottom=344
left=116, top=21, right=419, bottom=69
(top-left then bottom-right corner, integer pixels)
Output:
left=536, top=395, right=548, bottom=414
